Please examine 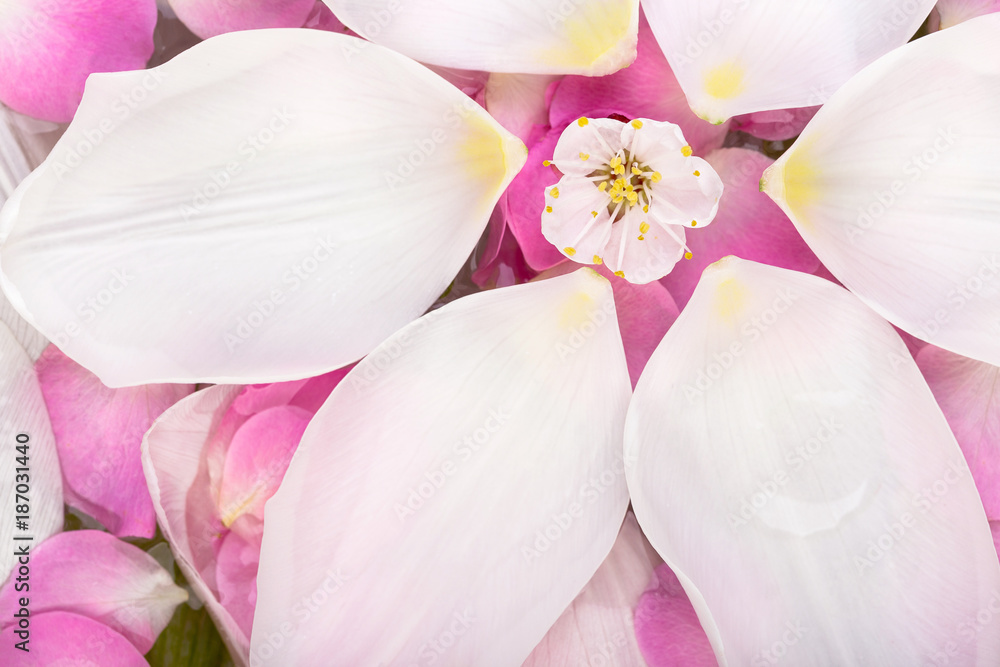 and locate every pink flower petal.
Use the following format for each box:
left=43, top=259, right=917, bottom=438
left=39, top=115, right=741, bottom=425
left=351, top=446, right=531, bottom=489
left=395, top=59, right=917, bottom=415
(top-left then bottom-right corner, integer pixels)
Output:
left=917, top=345, right=1000, bottom=520
left=0, top=0, right=158, bottom=122
left=486, top=73, right=561, bottom=145
left=935, top=0, right=1000, bottom=29
left=0, top=611, right=147, bottom=666
left=501, top=128, right=570, bottom=271
left=548, top=13, right=728, bottom=156
left=523, top=513, right=660, bottom=666
left=634, top=564, right=716, bottom=667
left=36, top=345, right=194, bottom=538
left=168, top=0, right=318, bottom=38
left=659, top=148, right=820, bottom=308
left=730, top=106, right=821, bottom=142
left=0, top=530, right=187, bottom=652
left=216, top=530, right=260, bottom=638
